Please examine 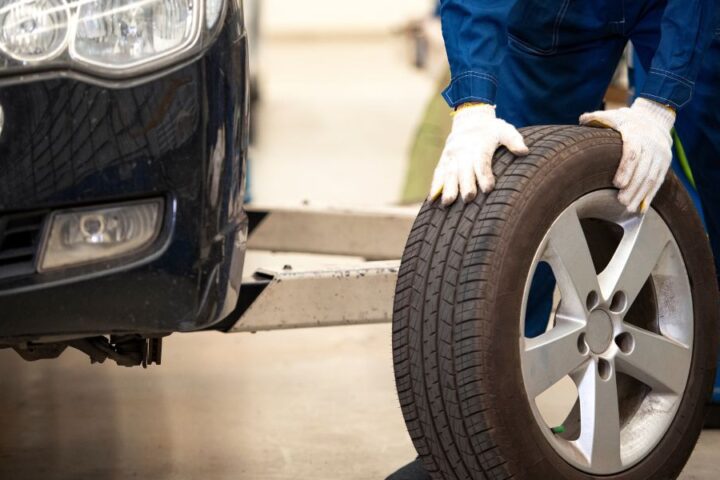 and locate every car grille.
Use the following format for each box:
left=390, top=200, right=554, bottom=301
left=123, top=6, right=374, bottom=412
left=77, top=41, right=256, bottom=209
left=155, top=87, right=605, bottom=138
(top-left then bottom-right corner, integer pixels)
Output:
left=0, top=211, right=46, bottom=280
